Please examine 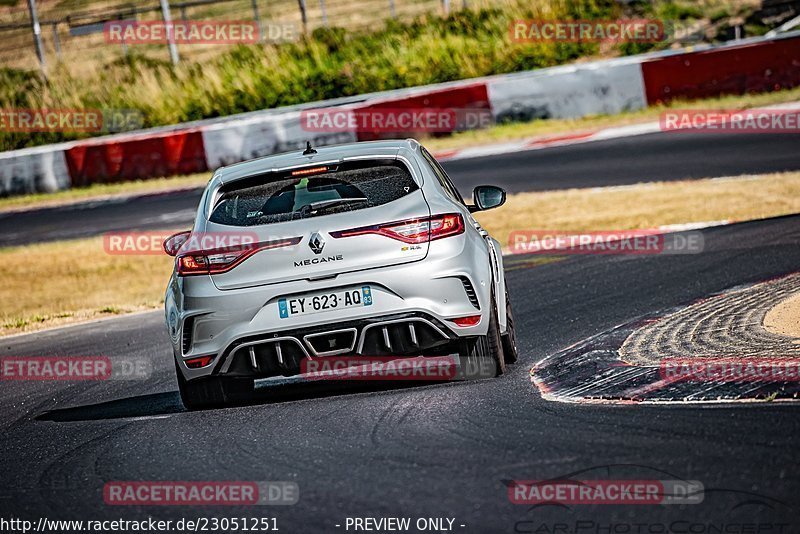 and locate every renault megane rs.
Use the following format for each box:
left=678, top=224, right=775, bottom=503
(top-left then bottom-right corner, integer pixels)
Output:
left=164, top=139, right=518, bottom=409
